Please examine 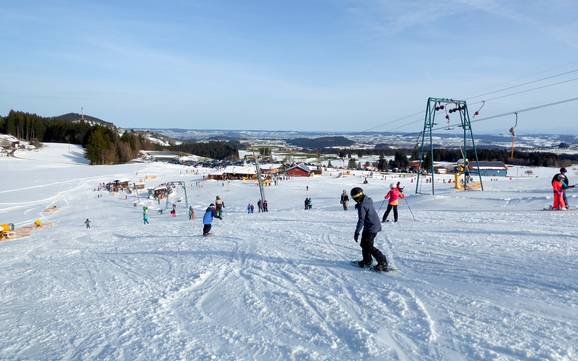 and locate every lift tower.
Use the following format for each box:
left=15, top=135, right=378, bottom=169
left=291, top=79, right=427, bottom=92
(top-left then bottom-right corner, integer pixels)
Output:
left=415, top=97, right=484, bottom=195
